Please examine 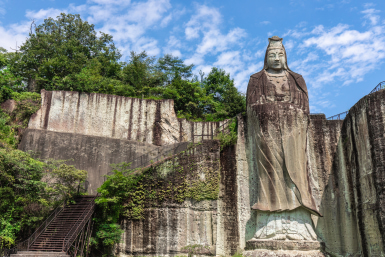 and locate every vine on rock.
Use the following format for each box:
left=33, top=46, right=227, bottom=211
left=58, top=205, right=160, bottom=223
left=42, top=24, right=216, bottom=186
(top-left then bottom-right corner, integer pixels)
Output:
left=92, top=141, right=220, bottom=253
